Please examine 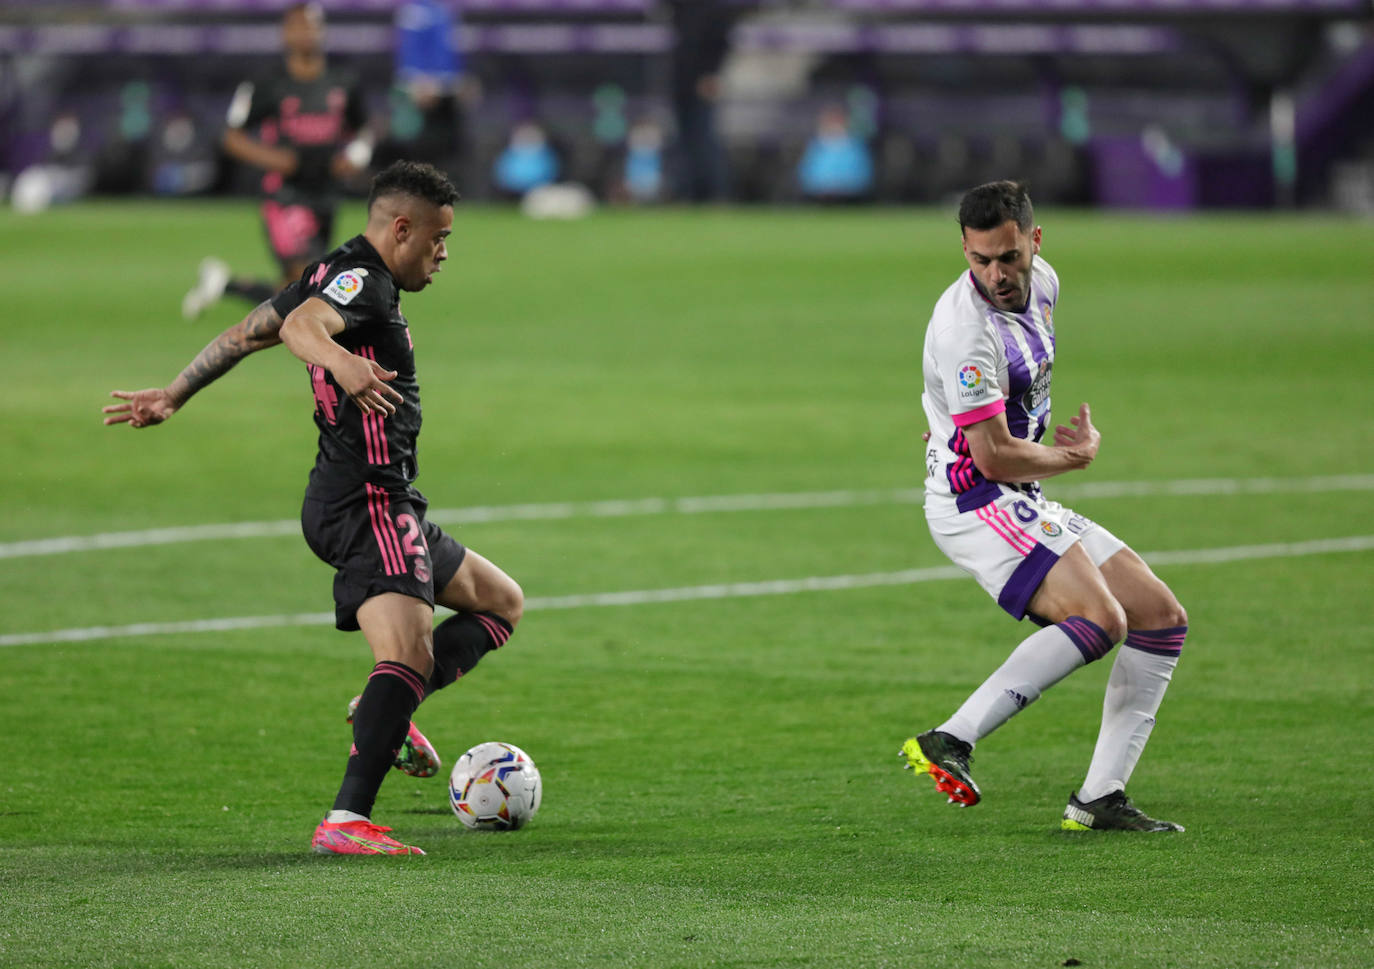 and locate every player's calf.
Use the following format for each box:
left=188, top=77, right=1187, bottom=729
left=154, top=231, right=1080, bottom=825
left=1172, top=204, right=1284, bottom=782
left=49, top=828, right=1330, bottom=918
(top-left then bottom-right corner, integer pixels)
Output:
left=346, top=694, right=441, bottom=778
